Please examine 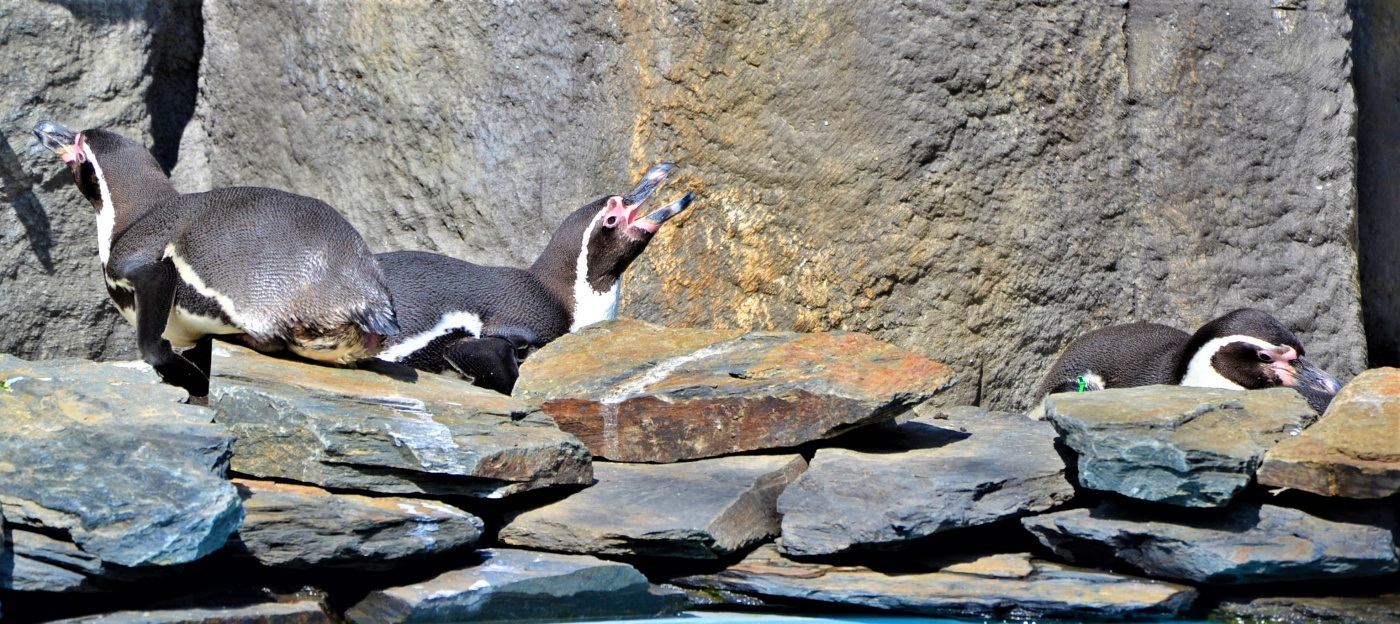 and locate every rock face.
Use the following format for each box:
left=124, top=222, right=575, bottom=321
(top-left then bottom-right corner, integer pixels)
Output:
left=50, top=601, right=331, bottom=624
left=499, top=455, right=807, bottom=559
left=1044, top=386, right=1317, bottom=507
left=777, top=406, right=1074, bottom=556
left=208, top=343, right=592, bottom=498
left=1, top=527, right=145, bottom=593
left=1258, top=368, right=1400, bottom=498
left=0, top=355, right=242, bottom=569
left=516, top=319, right=954, bottom=462
left=671, top=544, right=1197, bottom=621
left=1023, top=502, right=1400, bottom=584
left=2, top=0, right=199, bottom=363
left=345, top=549, right=687, bottom=624
left=229, top=479, right=483, bottom=569
left=1212, top=594, right=1400, bottom=624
